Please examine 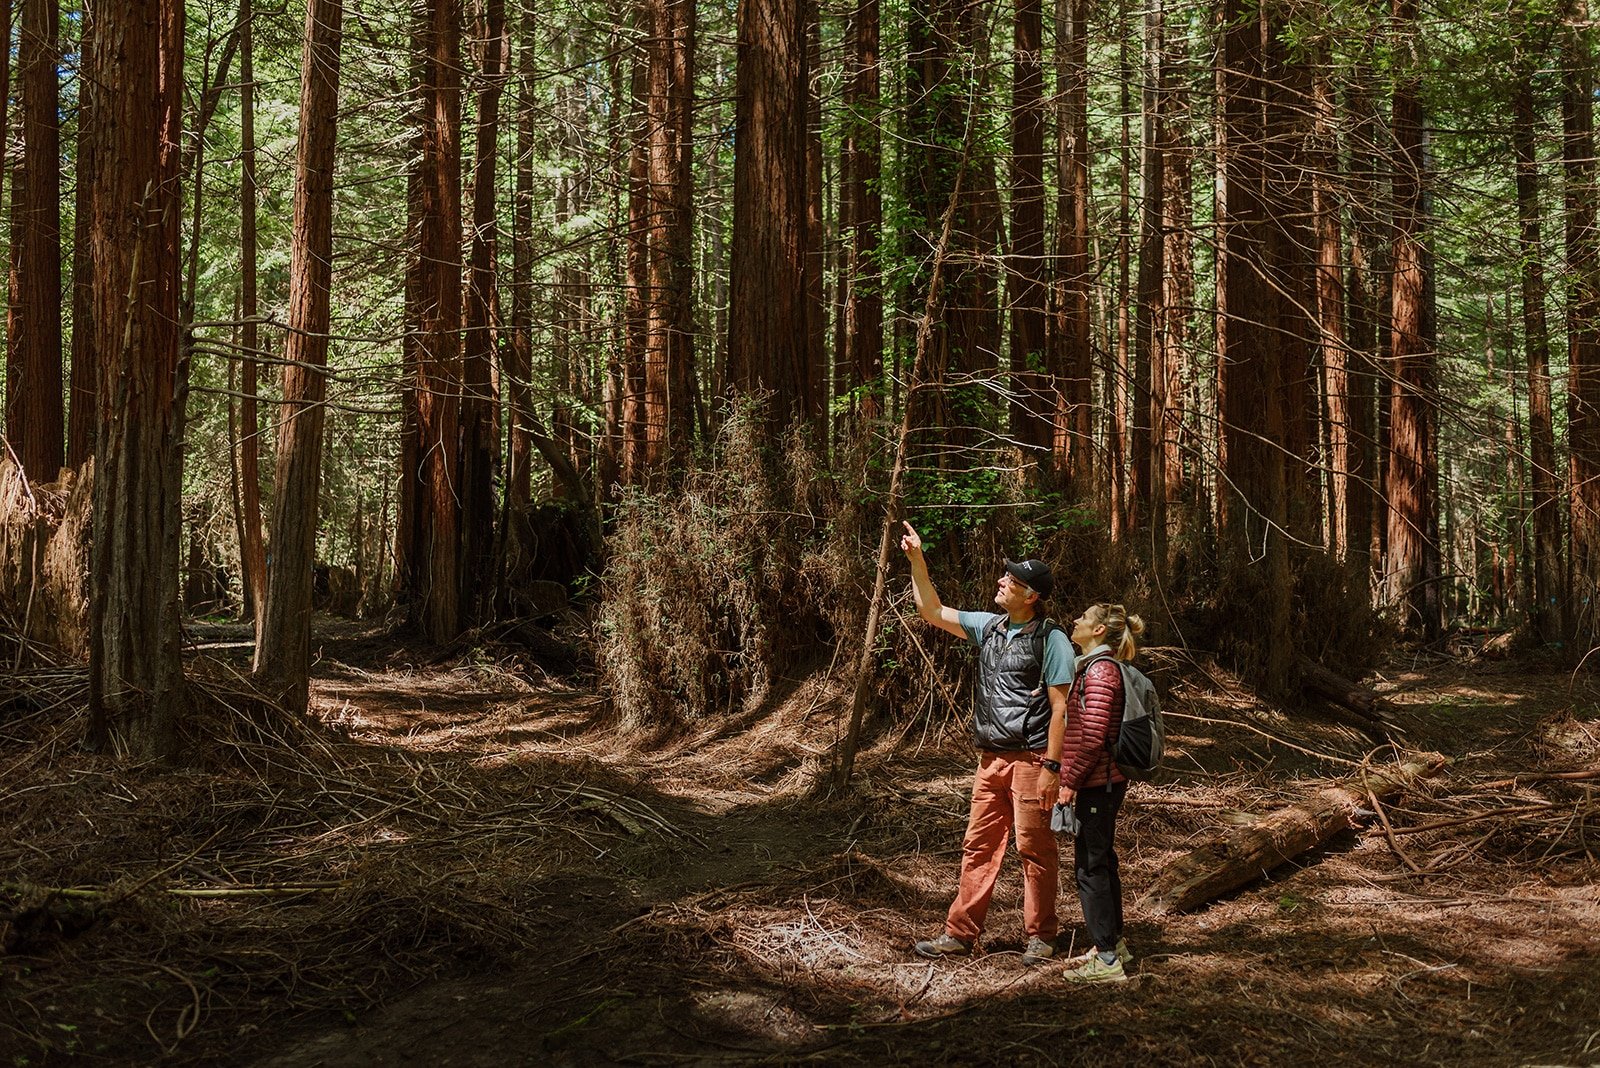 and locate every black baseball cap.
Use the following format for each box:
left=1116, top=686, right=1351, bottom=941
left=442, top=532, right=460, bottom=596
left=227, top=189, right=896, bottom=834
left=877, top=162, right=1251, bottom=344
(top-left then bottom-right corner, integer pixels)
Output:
left=1003, top=558, right=1053, bottom=599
